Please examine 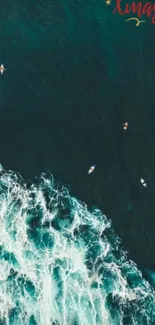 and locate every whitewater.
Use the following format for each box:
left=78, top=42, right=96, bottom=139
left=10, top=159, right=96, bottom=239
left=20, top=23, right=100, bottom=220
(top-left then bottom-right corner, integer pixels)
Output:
left=0, top=164, right=154, bottom=325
